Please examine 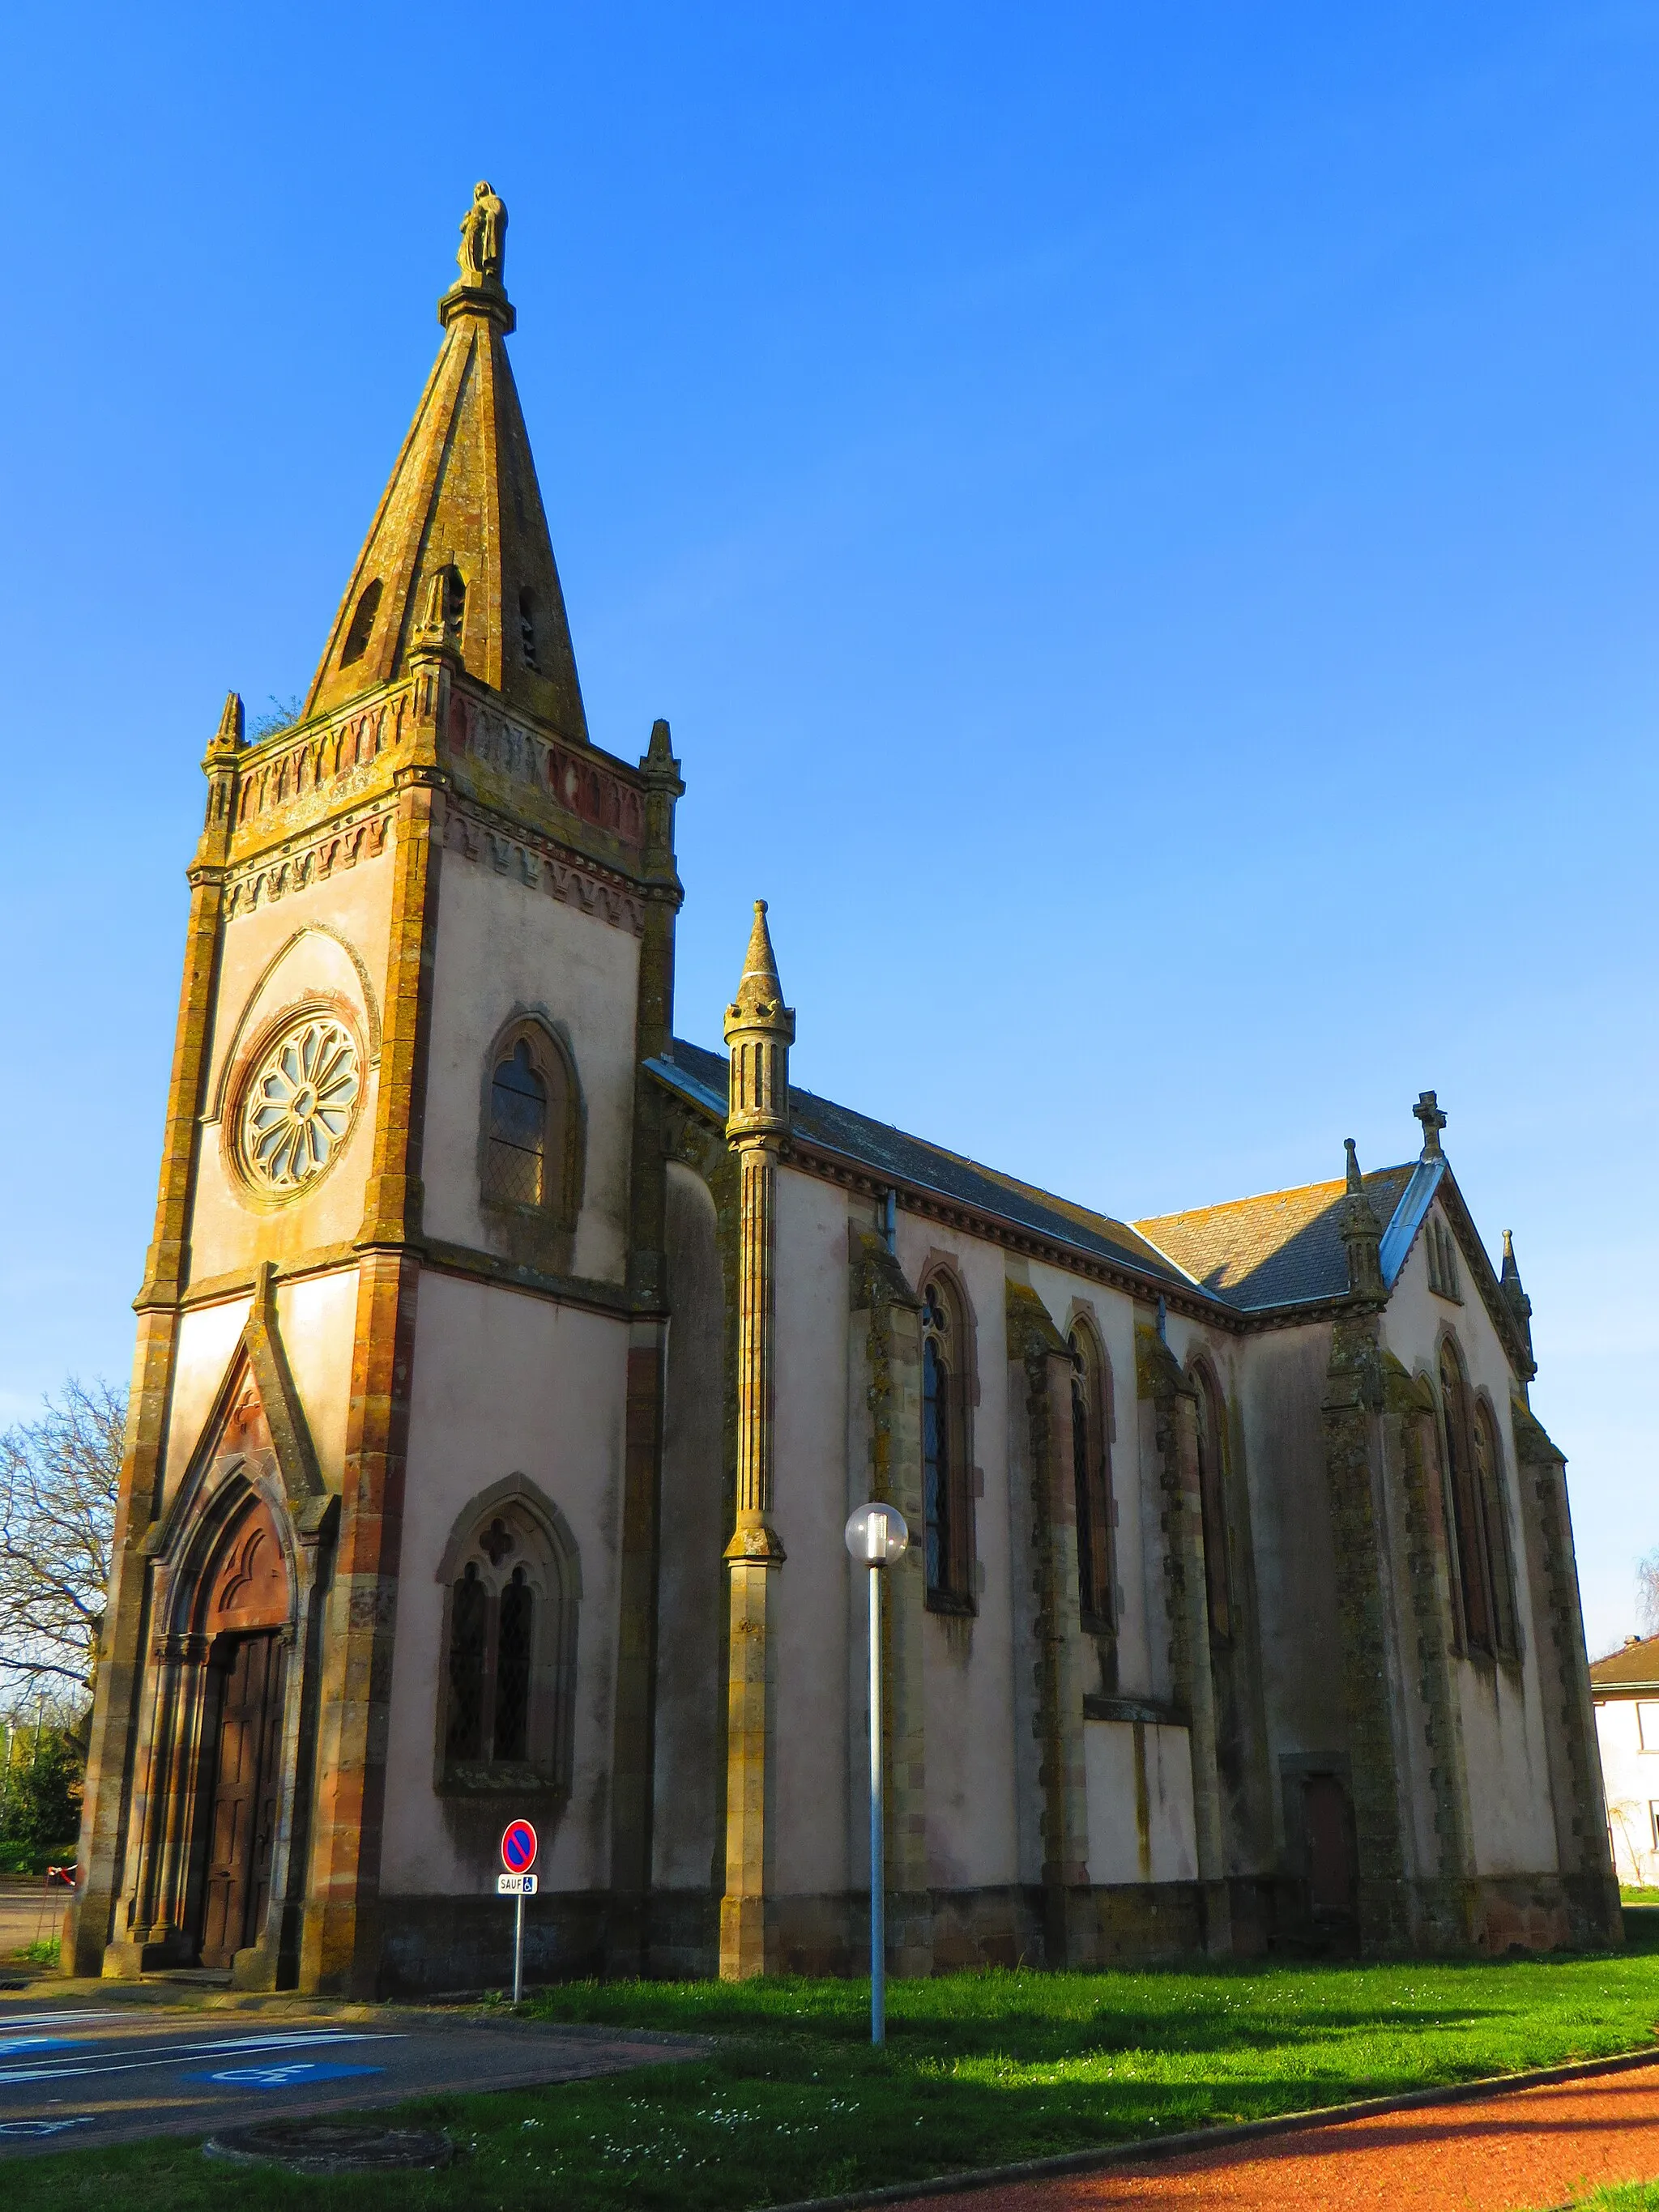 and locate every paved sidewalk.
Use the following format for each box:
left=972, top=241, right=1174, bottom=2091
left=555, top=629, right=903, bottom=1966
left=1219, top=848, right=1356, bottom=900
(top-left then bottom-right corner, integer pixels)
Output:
left=901, top=2061, right=1659, bottom=2211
